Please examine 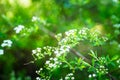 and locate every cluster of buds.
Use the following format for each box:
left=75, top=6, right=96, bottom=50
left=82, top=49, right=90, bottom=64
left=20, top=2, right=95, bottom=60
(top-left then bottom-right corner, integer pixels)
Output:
left=96, top=65, right=108, bottom=75
left=88, top=73, right=96, bottom=78
left=32, top=48, right=43, bottom=60
left=64, top=73, right=75, bottom=80
left=36, top=77, right=45, bottom=80
left=1, top=40, right=12, bottom=47
left=116, top=59, right=120, bottom=68
left=14, top=25, right=24, bottom=34
left=36, top=68, right=43, bottom=74
left=54, top=45, right=70, bottom=57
